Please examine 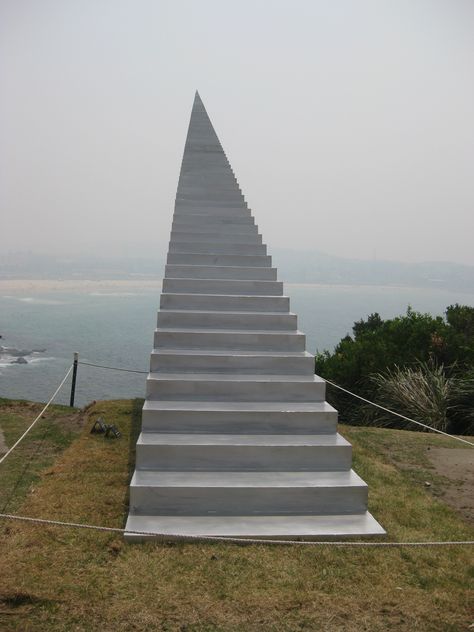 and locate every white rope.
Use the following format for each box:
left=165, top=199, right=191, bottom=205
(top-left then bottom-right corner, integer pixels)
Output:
left=78, top=361, right=147, bottom=374
left=0, top=365, right=74, bottom=465
left=0, top=512, right=473, bottom=547
left=324, top=378, right=474, bottom=447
